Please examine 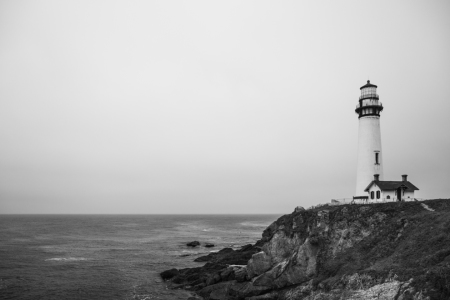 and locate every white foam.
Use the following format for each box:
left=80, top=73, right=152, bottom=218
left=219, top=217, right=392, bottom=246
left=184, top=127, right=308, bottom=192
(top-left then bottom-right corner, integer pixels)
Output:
left=240, top=222, right=269, bottom=227
left=45, top=257, right=88, bottom=262
left=181, top=250, right=199, bottom=254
